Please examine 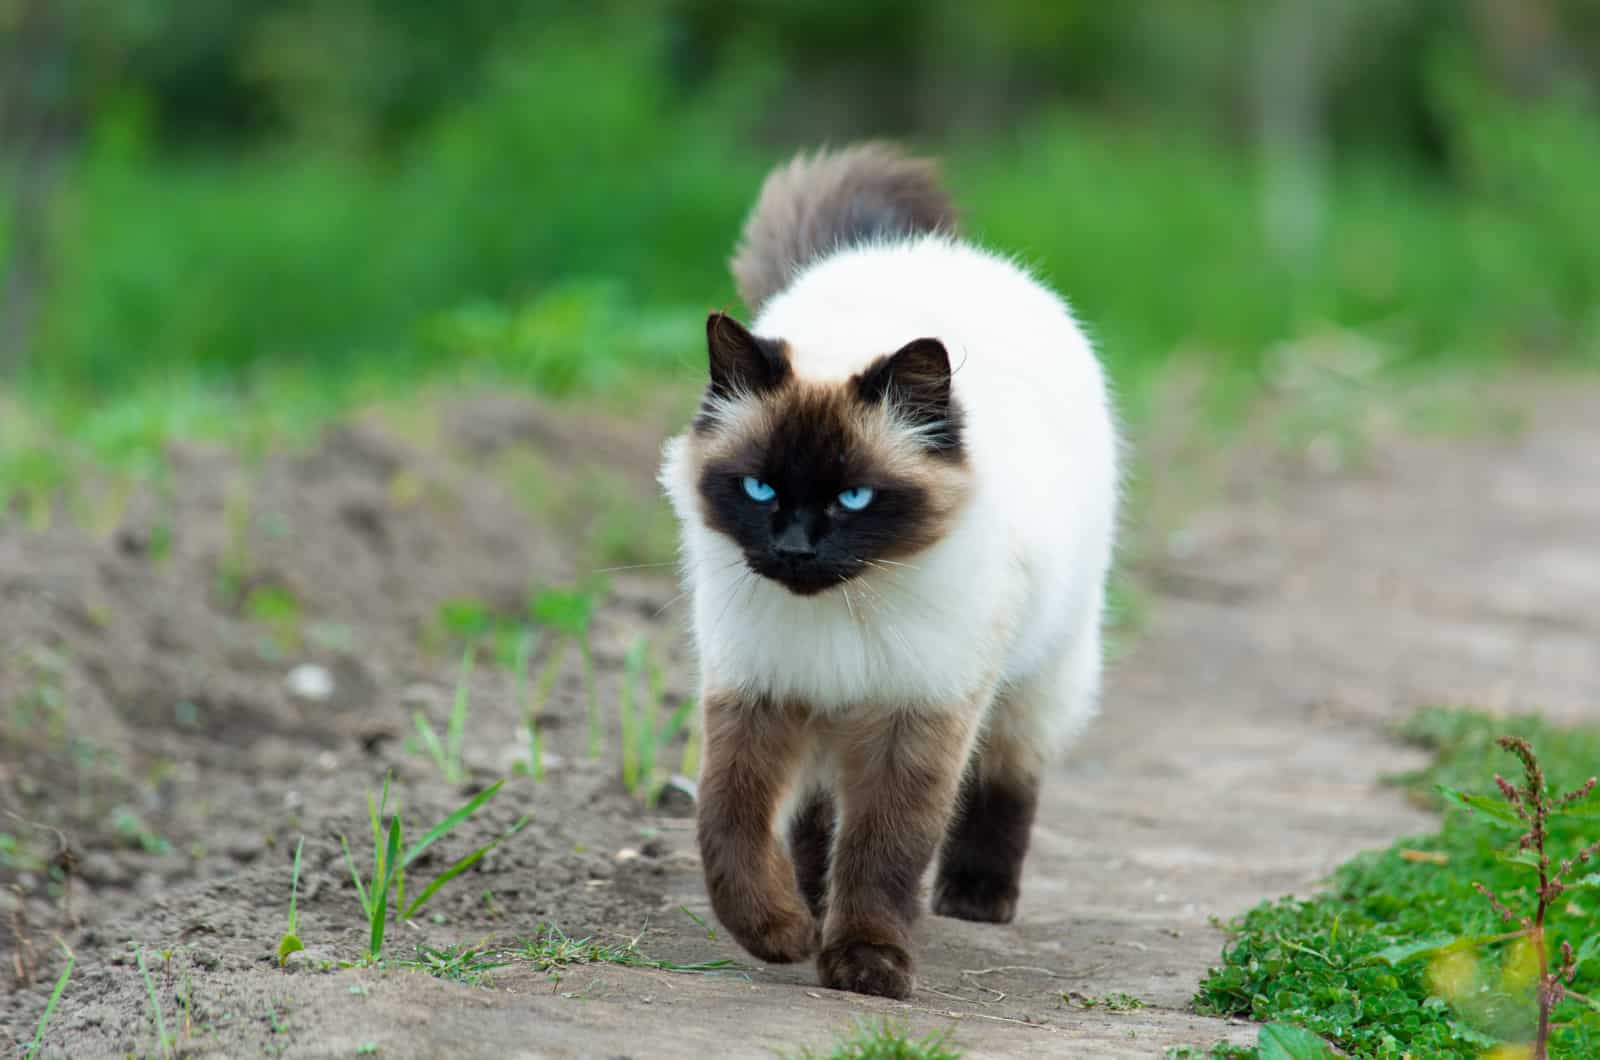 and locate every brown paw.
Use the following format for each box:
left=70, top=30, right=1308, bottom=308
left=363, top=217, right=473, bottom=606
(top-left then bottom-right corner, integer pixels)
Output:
left=931, top=872, right=1019, bottom=924
left=731, top=904, right=820, bottom=964
left=817, top=938, right=915, bottom=999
